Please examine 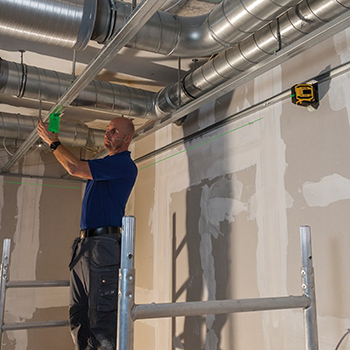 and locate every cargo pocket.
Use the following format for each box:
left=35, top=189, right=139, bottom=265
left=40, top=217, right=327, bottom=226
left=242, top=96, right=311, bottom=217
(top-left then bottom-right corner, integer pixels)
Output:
left=68, top=237, right=80, bottom=270
left=97, top=271, right=119, bottom=312
left=90, top=236, right=121, bottom=268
